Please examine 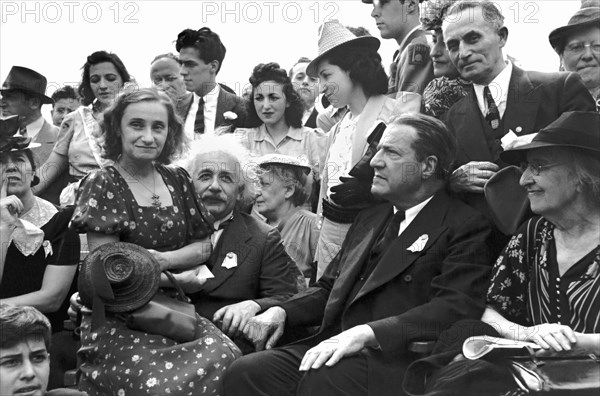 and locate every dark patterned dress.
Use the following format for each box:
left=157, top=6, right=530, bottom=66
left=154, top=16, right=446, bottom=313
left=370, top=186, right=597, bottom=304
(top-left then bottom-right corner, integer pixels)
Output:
left=71, top=164, right=212, bottom=250
left=423, top=77, right=471, bottom=119
left=71, top=164, right=241, bottom=396
left=487, top=216, right=600, bottom=333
